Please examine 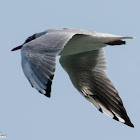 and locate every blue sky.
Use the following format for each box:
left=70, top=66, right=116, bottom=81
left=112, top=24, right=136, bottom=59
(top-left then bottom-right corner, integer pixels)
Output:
left=1, top=0, right=140, bottom=139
